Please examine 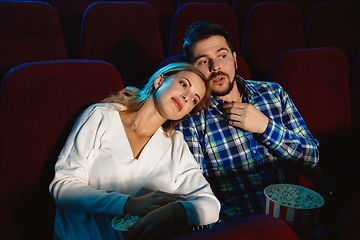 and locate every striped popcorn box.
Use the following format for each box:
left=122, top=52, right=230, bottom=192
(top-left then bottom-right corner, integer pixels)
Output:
left=264, top=184, right=324, bottom=224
